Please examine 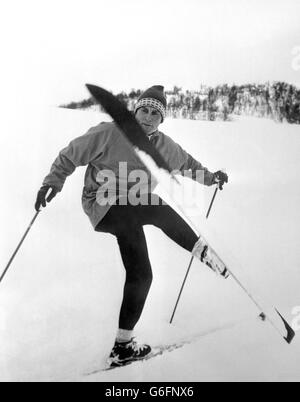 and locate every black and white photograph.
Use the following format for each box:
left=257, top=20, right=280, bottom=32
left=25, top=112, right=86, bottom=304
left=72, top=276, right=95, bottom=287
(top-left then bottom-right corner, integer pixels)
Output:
left=0, top=0, right=300, bottom=383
